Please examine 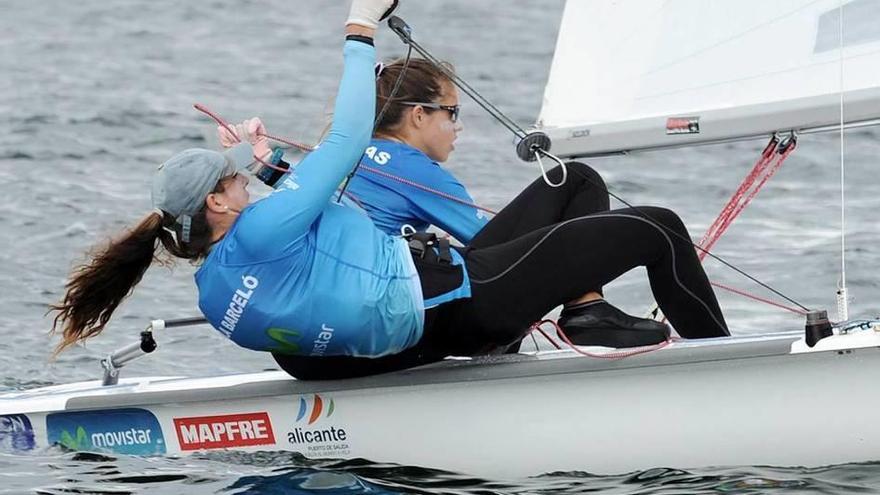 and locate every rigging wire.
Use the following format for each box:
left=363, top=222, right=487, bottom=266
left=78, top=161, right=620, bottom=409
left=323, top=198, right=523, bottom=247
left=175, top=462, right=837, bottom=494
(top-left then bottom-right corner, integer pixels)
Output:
left=837, top=0, right=849, bottom=321
left=387, top=17, right=526, bottom=139
left=198, top=100, right=807, bottom=315
left=194, top=106, right=809, bottom=313
left=337, top=45, right=415, bottom=202
left=192, top=20, right=812, bottom=314
left=556, top=145, right=810, bottom=312
left=383, top=17, right=810, bottom=312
